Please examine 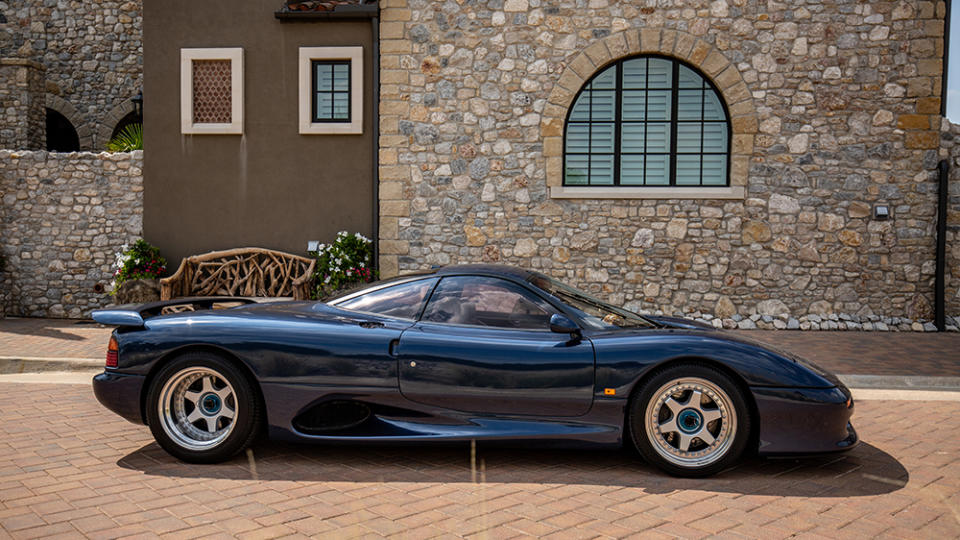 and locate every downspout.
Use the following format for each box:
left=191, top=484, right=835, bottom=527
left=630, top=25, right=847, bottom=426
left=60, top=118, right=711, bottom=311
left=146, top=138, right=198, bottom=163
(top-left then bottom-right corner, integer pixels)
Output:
left=935, top=159, right=948, bottom=331
left=371, top=14, right=380, bottom=271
